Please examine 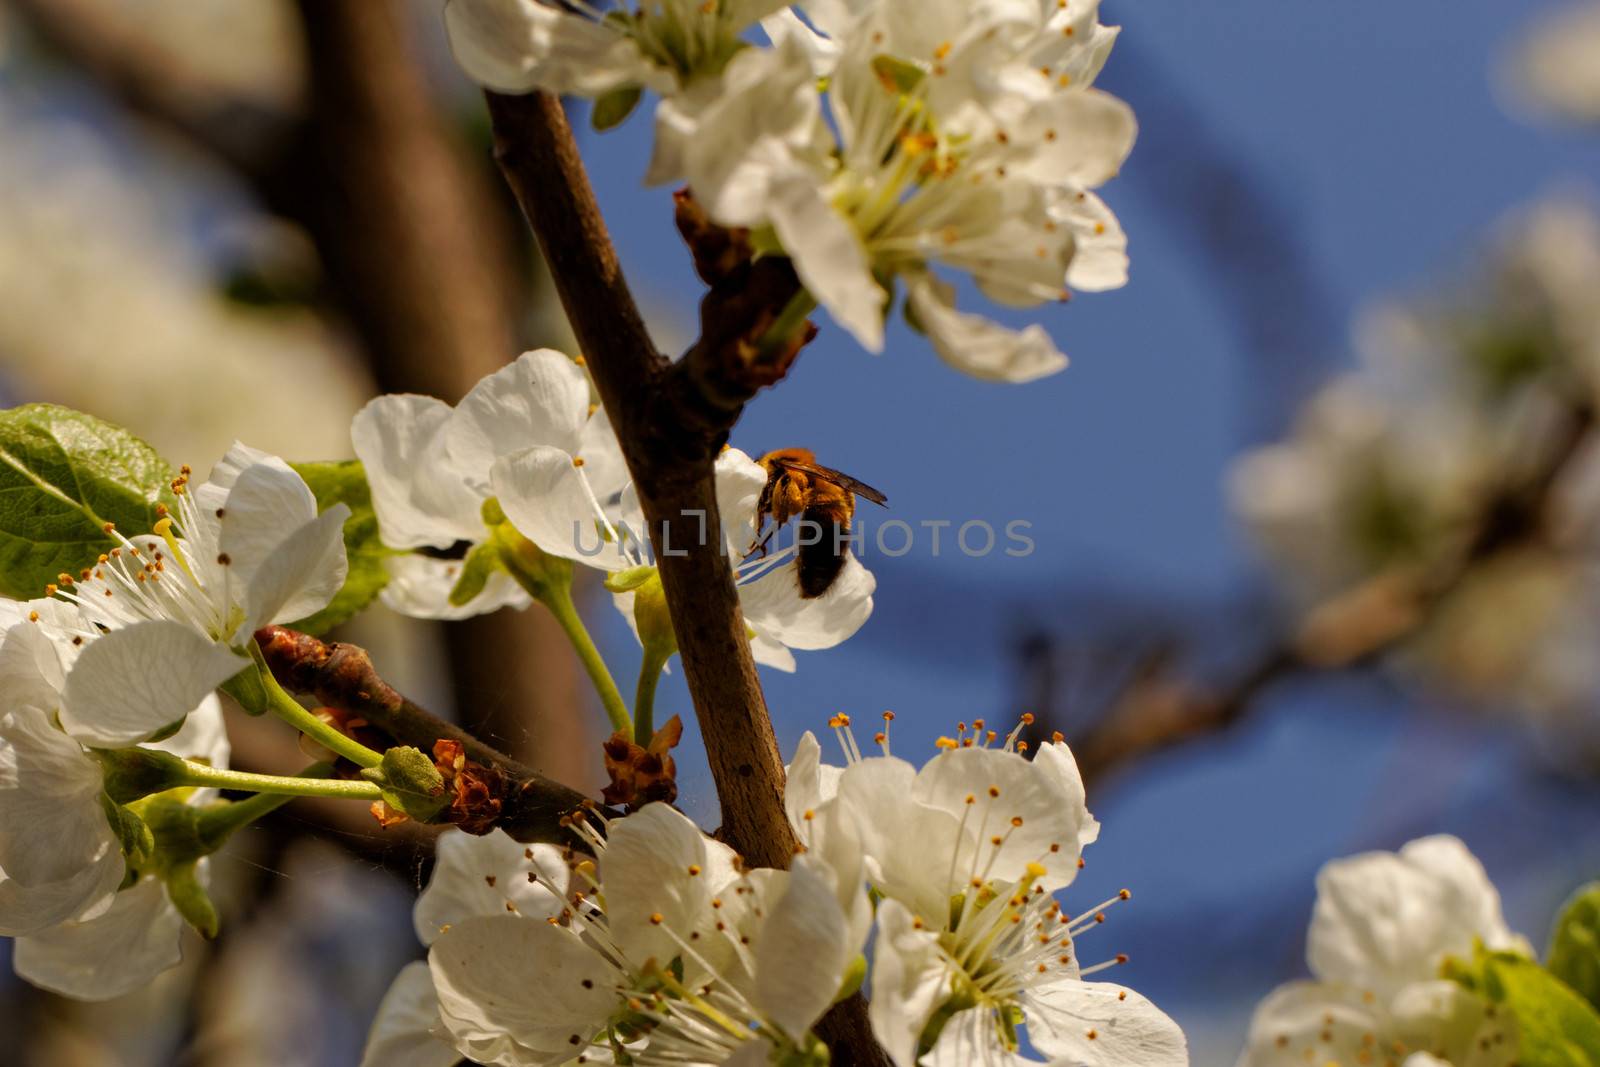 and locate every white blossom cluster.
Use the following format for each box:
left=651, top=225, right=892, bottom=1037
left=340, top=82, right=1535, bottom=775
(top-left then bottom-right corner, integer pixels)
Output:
left=1238, top=836, right=1530, bottom=1067
left=365, top=720, right=1188, bottom=1067
left=445, top=0, right=1136, bottom=382
left=1230, top=196, right=1600, bottom=752
left=0, top=448, right=349, bottom=997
